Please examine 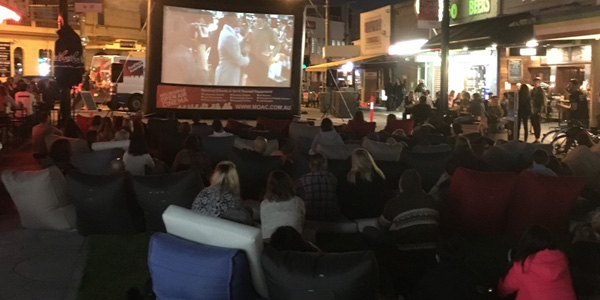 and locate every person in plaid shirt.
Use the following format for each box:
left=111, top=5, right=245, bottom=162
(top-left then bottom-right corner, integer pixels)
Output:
left=295, top=153, right=340, bottom=221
